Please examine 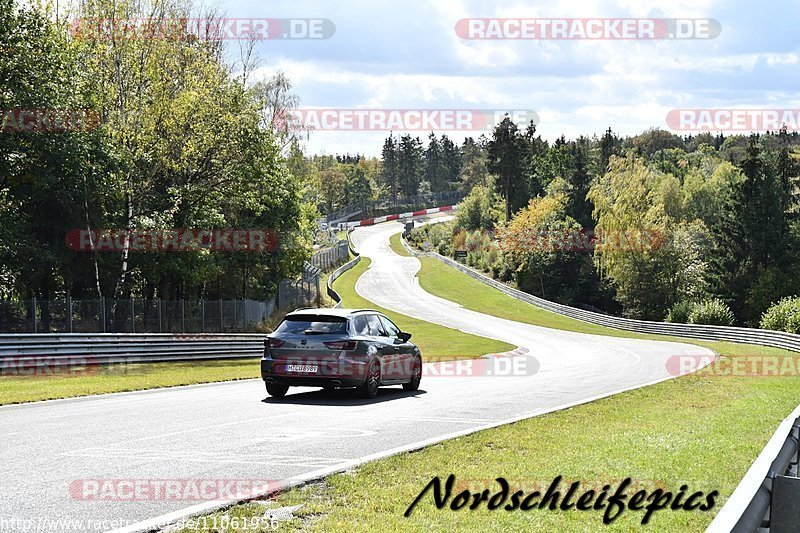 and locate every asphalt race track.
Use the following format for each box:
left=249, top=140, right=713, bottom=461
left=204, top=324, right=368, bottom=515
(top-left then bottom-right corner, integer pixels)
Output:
left=0, top=221, right=714, bottom=532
